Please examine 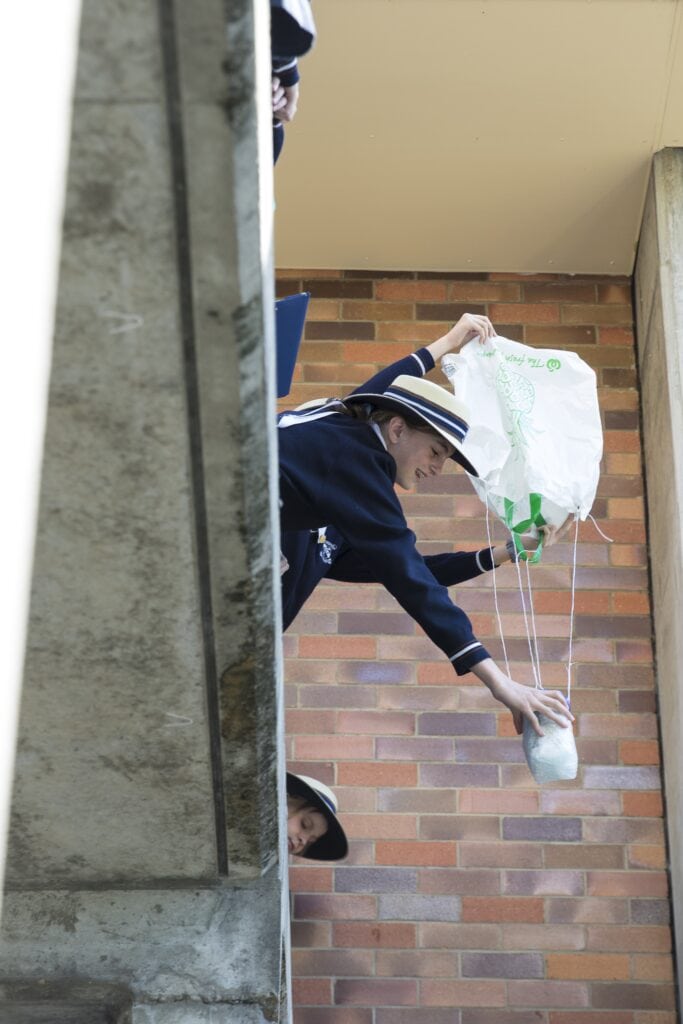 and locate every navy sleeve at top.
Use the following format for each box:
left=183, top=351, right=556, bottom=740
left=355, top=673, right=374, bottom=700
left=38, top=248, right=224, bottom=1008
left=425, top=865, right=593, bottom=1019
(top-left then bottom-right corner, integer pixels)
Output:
left=348, top=347, right=435, bottom=397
